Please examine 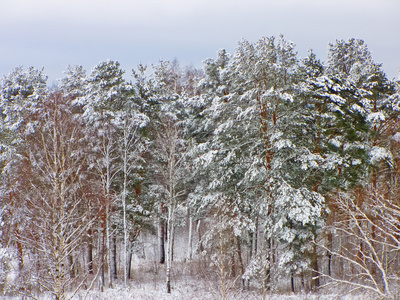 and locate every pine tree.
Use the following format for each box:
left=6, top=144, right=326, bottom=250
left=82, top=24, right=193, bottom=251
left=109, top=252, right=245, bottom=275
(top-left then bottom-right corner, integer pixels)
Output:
left=74, top=60, right=129, bottom=289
